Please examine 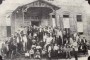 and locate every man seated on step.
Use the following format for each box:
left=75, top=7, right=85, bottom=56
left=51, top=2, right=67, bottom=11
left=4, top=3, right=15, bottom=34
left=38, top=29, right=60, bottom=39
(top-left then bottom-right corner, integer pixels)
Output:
left=34, top=50, right=41, bottom=59
left=25, top=51, right=30, bottom=58
left=29, top=48, right=34, bottom=58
